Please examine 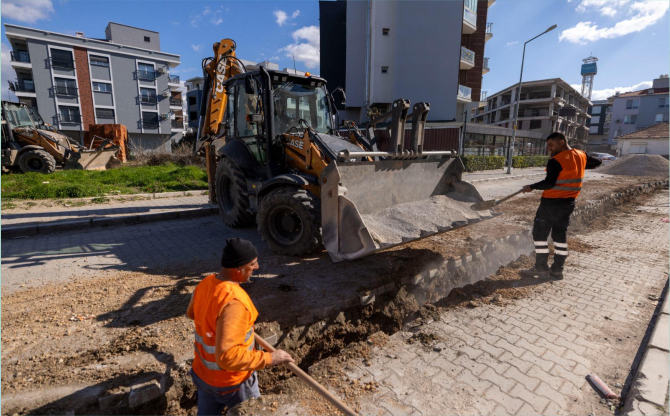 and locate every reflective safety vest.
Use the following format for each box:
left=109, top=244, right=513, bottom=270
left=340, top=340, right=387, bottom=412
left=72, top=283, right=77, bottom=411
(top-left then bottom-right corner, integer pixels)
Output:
left=191, top=274, right=258, bottom=388
left=542, top=149, right=587, bottom=199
